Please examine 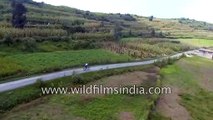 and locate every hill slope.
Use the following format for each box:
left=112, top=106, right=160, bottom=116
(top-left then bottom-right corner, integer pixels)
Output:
left=1, top=0, right=213, bottom=42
